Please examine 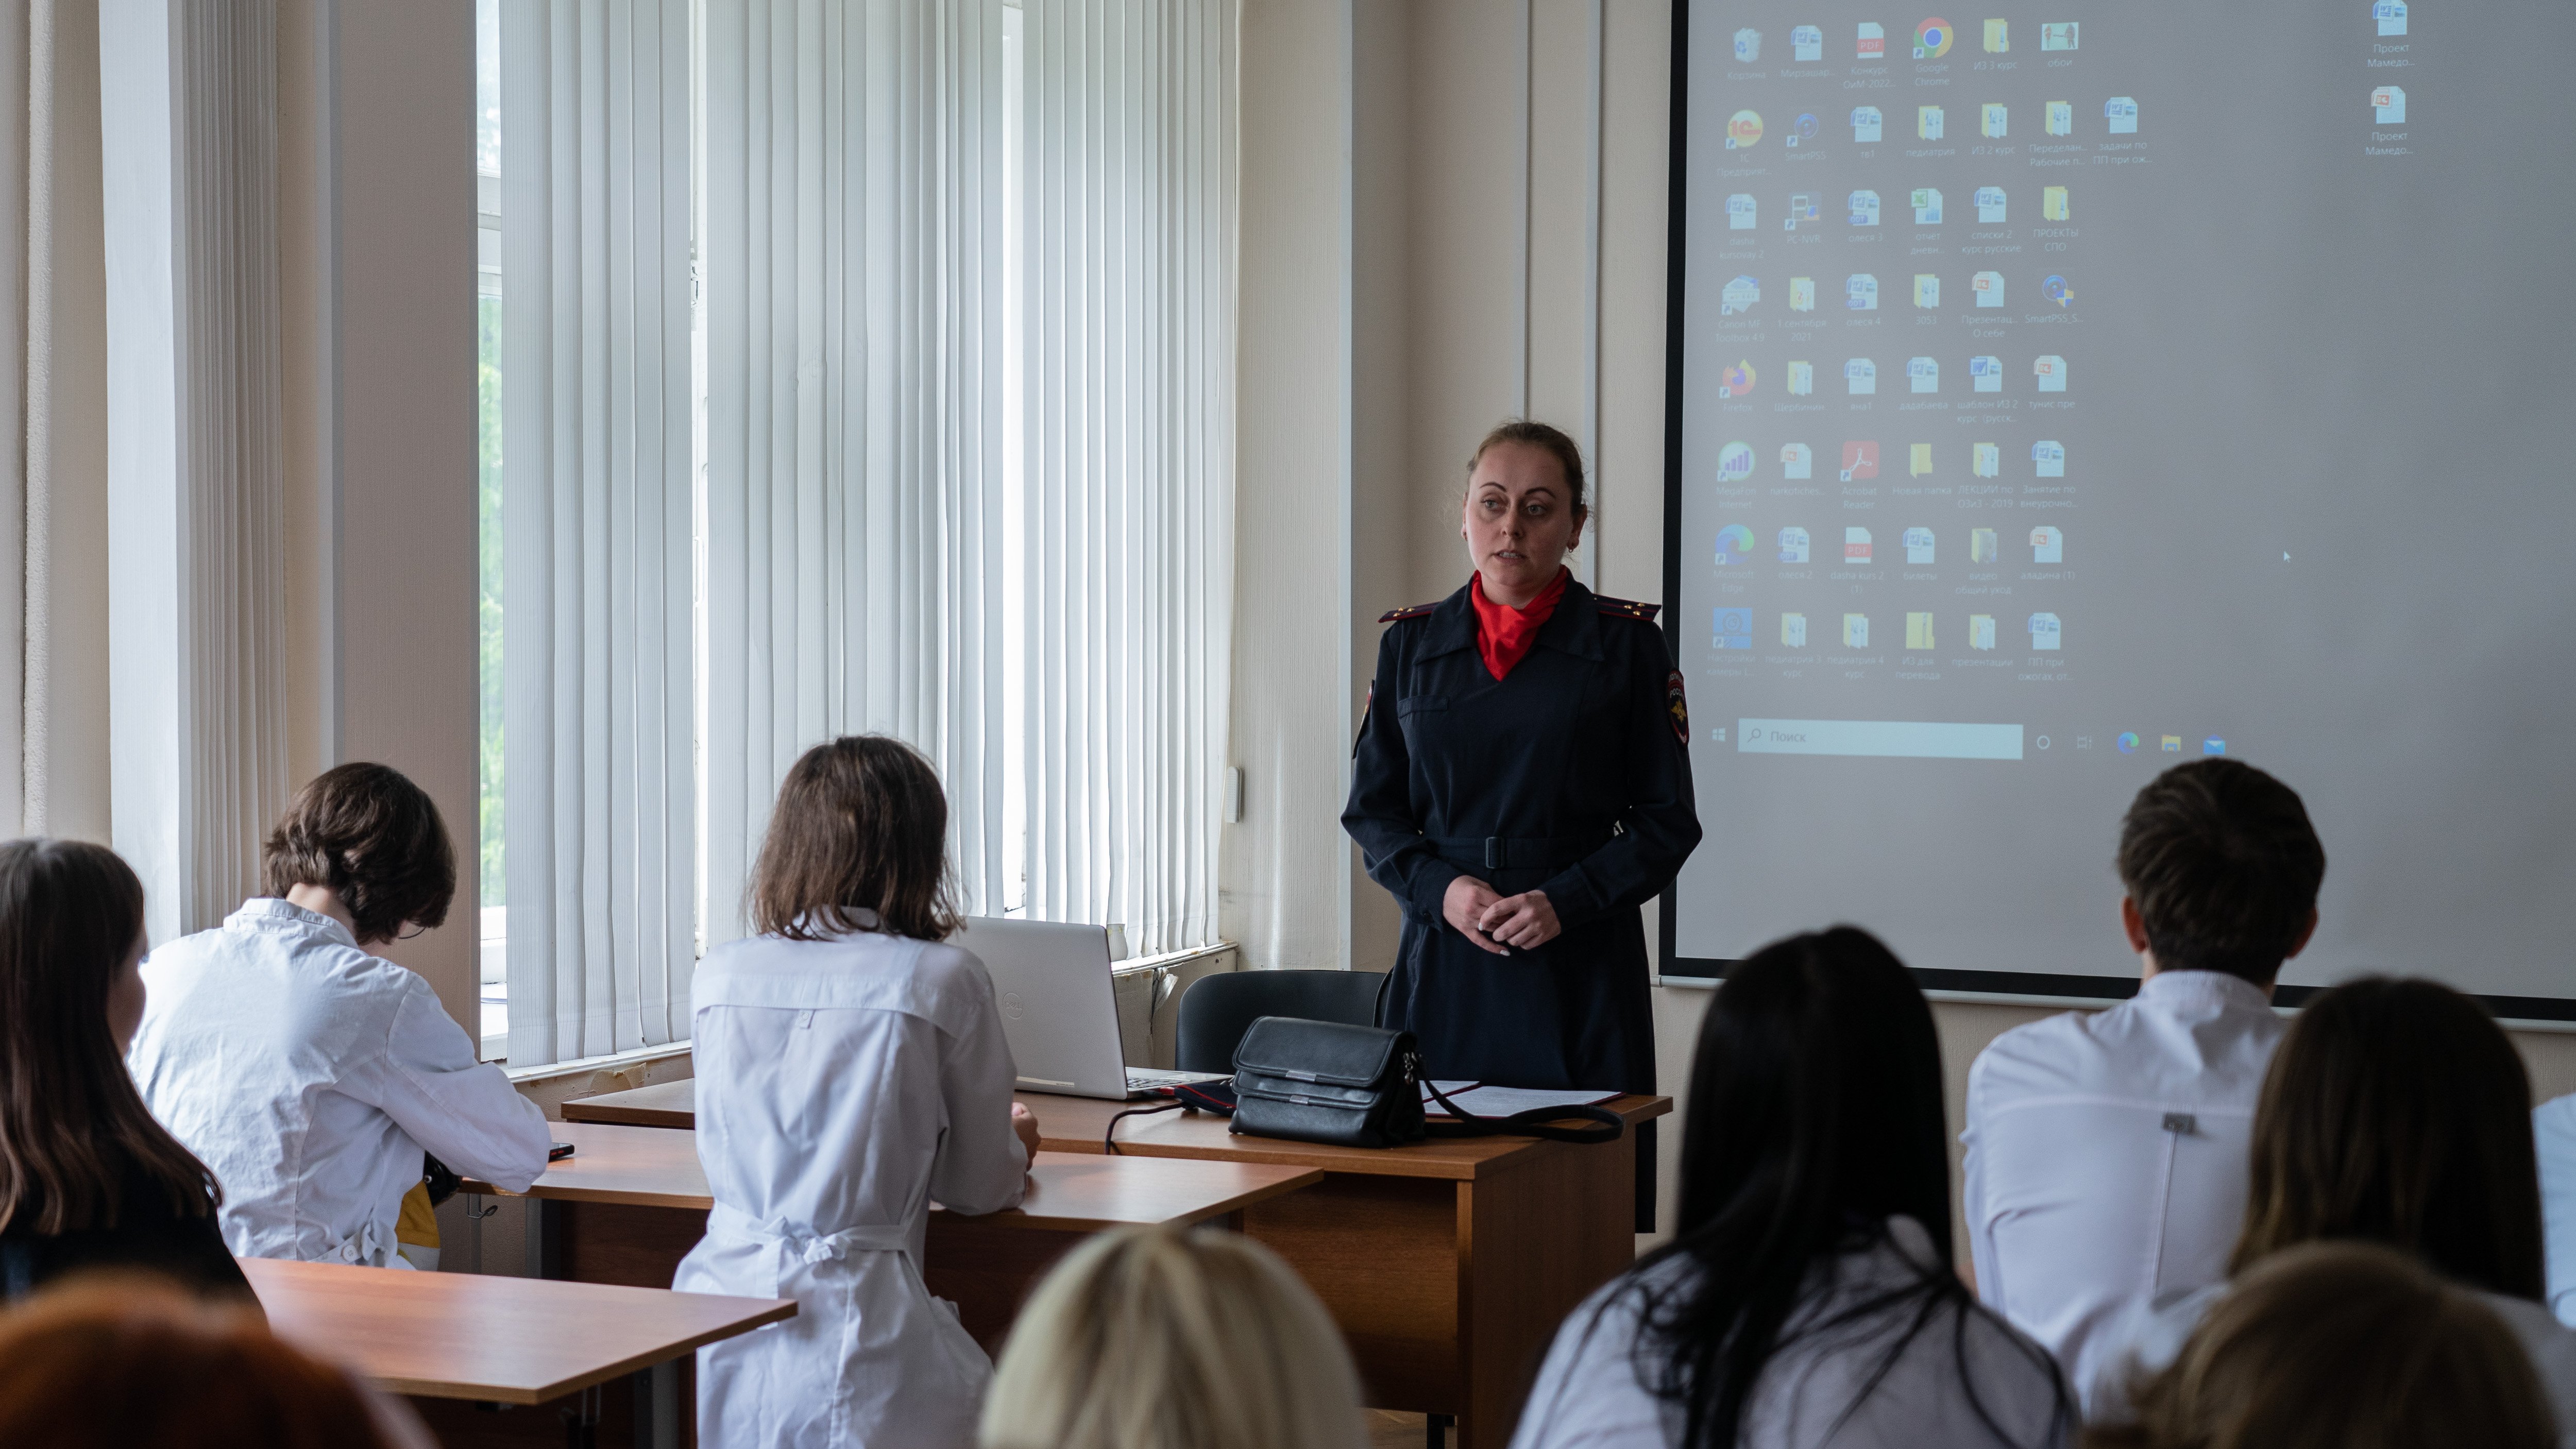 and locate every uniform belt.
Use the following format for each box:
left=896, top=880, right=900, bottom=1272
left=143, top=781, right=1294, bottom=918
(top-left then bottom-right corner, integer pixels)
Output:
left=707, top=1204, right=912, bottom=1265
left=1429, top=833, right=1609, bottom=872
